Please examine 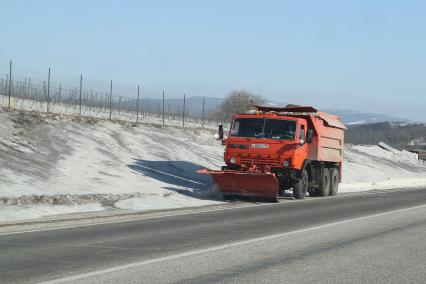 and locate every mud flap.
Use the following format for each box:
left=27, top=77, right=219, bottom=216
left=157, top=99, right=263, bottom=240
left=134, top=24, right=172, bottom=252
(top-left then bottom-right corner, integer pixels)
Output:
left=197, top=169, right=279, bottom=198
